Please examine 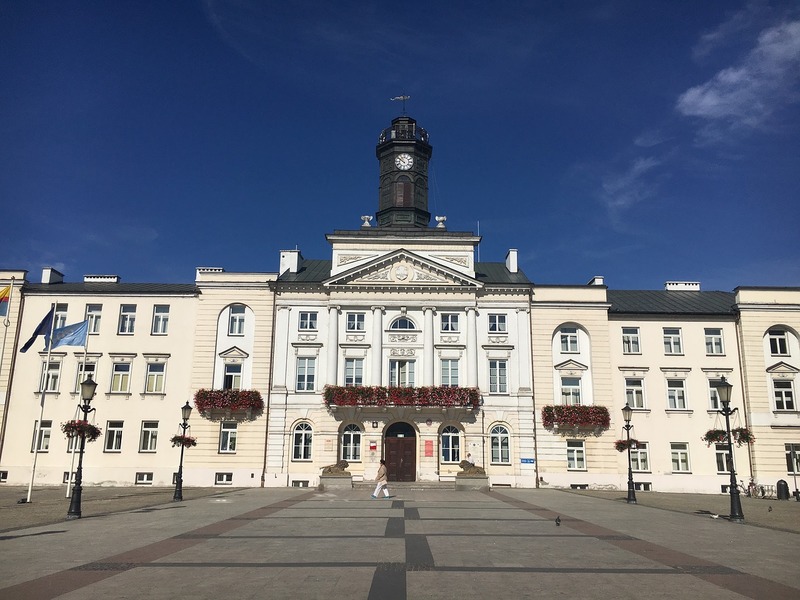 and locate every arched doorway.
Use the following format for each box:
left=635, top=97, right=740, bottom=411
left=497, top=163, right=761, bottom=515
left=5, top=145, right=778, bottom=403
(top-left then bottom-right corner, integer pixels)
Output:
left=385, top=422, right=416, bottom=482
